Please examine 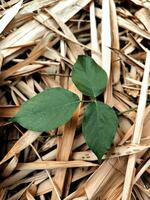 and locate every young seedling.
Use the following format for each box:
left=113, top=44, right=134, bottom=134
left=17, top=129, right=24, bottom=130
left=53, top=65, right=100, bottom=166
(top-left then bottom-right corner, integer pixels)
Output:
left=11, top=55, right=118, bottom=160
